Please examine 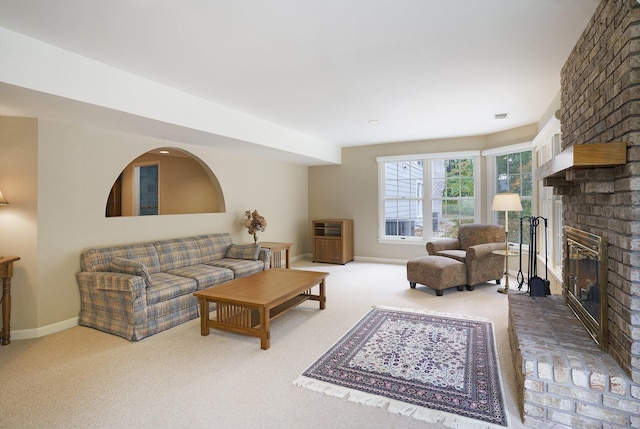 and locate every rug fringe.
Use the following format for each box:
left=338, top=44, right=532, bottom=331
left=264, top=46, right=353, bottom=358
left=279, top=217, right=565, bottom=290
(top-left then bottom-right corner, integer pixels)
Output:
left=294, top=375, right=506, bottom=429
left=373, top=305, right=493, bottom=323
